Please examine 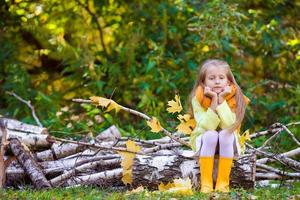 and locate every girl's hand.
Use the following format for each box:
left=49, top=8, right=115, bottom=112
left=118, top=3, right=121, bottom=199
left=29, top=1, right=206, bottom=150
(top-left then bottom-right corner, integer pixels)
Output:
left=219, top=86, right=232, bottom=97
left=204, top=87, right=218, bottom=98
left=204, top=87, right=218, bottom=111
left=218, top=85, right=232, bottom=104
